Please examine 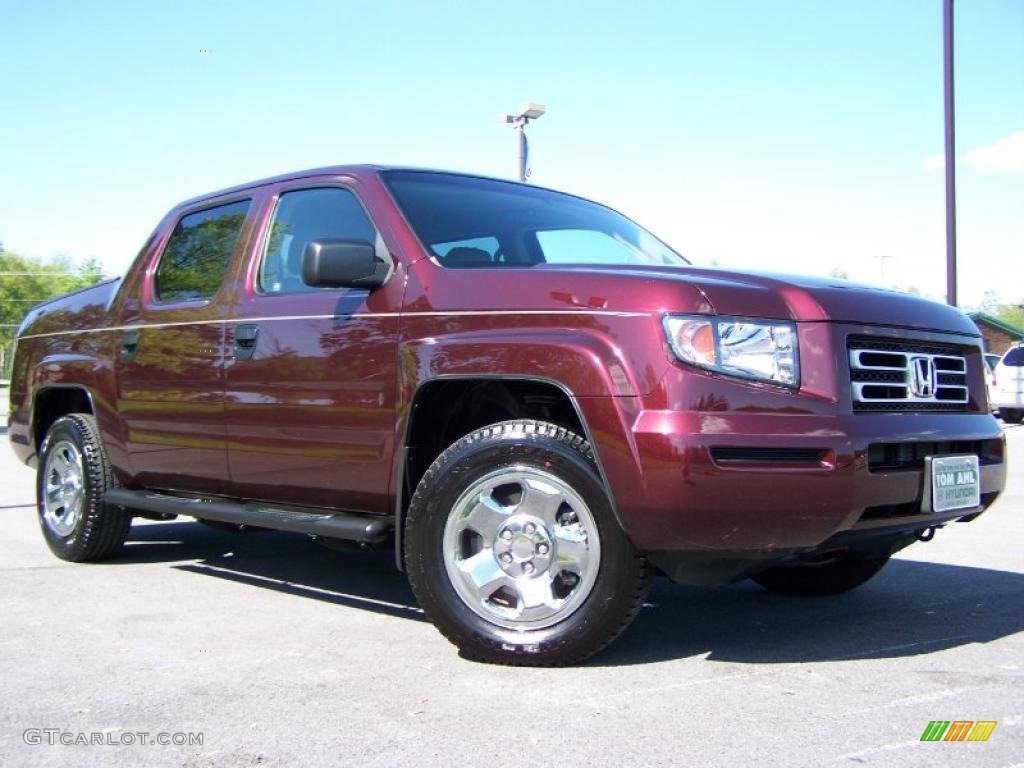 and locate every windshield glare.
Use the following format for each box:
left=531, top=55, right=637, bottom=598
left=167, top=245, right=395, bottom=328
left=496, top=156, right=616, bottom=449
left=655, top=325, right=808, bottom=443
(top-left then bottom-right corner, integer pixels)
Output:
left=382, top=170, right=687, bottom=269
